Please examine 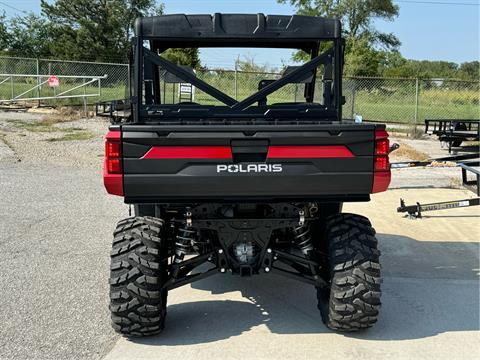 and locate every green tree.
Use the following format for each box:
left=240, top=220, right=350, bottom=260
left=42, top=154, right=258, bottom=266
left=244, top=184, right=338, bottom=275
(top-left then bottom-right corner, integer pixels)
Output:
left=278, top=0, right=400, bottom=75
left=0, top=12, right=10, bottom=53
left=40, top=0, right=164, bottom=61
left=7, top=13, right=53, bottom=58
left=236, top=55, right=270, bottom=73
left=344, top=37, right=383, bottom=76
left=163, top=48, right=201, bottom=69
left=379, top=53, right=469, bottom=79
left=379, top=50, right=416, bottom=77
left=458, top=61, right=479, bottom=80
left=278, top=0, right=400, bottom=49
left=40, top=1, right=200, bottom=66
